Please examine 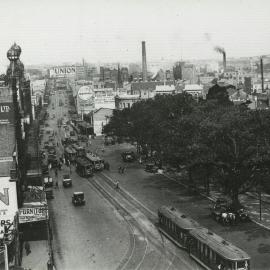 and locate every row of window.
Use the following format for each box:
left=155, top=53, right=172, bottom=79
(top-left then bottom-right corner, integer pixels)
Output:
left=159, top=214, right=249, bottom=270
